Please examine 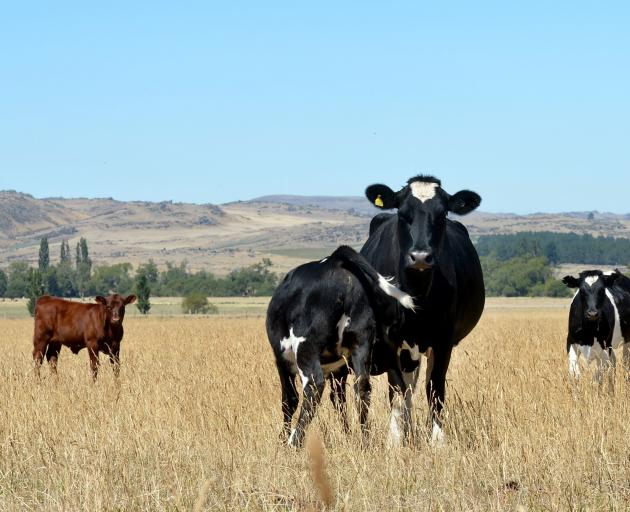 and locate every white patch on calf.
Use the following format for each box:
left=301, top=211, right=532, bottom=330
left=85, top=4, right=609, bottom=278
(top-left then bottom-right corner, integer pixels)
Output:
left=377, top=275, right=415, bottom=310
left=319, top=257, right=328, bottom=264
left=410, top=181, right=439, bottom=202
left=337, top=314, right=350, bottom=344
left=605, top=289, right=624, bottom=349
left=585, top=275, right=599, bottom=287
left=280, top=327, right=308, bottom=388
